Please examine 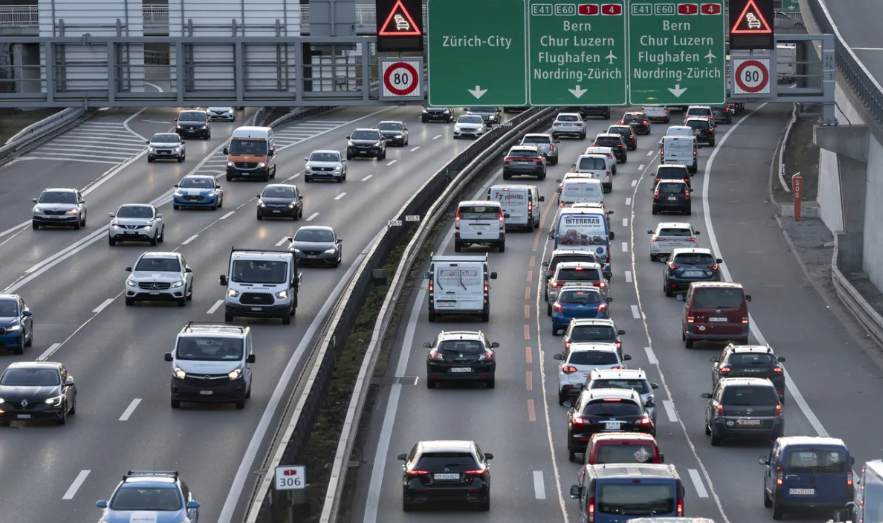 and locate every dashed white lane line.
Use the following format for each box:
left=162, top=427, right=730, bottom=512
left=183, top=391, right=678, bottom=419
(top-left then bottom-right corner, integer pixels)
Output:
left=275, top=237, right=289, bottom=247
left=622, top=218, right=628, bottom=227
left=182, top=234, right=199, bottom=245
left=433, top=134, right=442, bottom=140
left=361, top=175, right=373, bottom=181
left=663, top=400, right=679, bottom=422
left=625, top=197, right=631, bottom=205
left=306, top=212, right=320, bottom=222
left=92, top=298, right=114, bottom=314
left=410, top=146, right=420, bottom=152
left=688, top=469, right=710, bottom=498
left=644, top=346, right=658, bottom=365
left=639, top=164, right=645, bottom=170
left=207, top=299, right=224, bottom=314
left=63, top=470, right=91, bottom=500
left=621, top=241, right=628, bottom=253
left=647, top=150, right=653, bottom=156
left=386, top=159, right=398, bottom=166
left=624, top=271, right=633, bottom=283
left=37, top=343, right=61, bottom=362
left=533, top=470, right=546, bottom=500
left=631, top=180, right=637, bottom=187
left=631, top=305, right=640, bottom=319
left=119, top=398, right=142, bottom=421
left=334, top=193, right=347, bottom=200
left=220, top=211, right=235, bottom=220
